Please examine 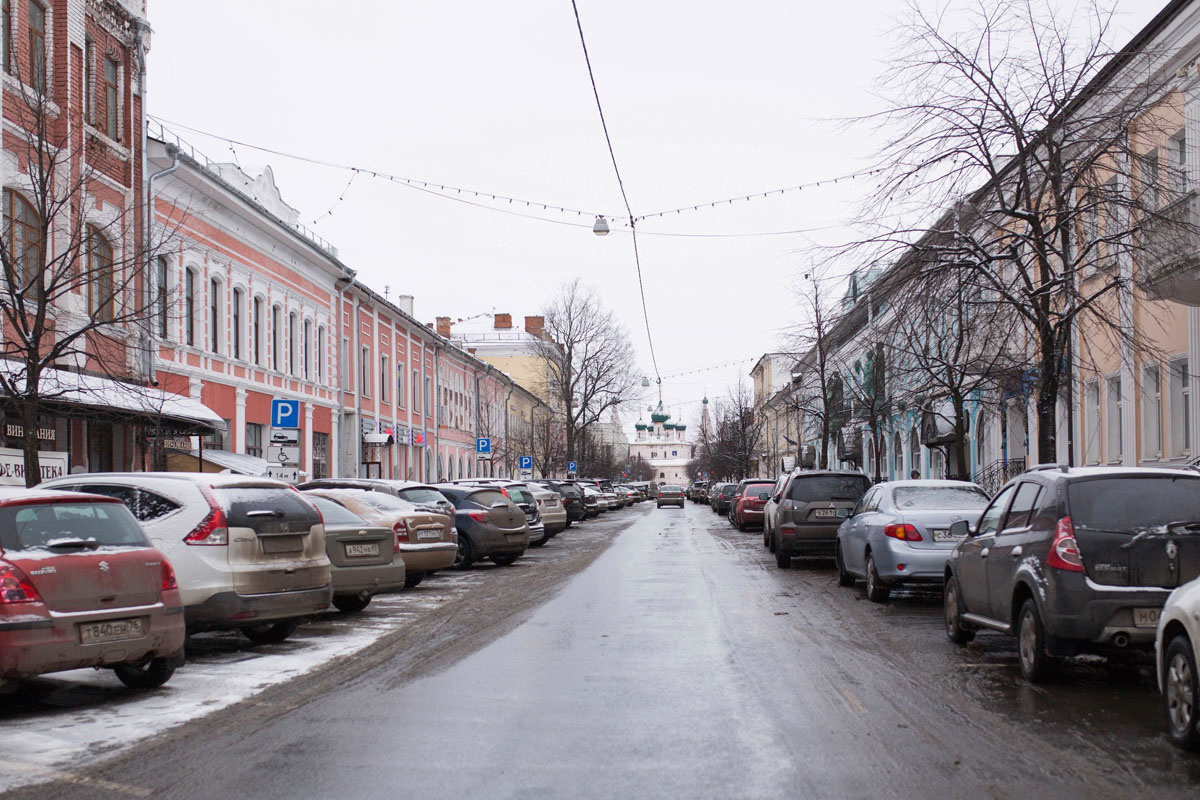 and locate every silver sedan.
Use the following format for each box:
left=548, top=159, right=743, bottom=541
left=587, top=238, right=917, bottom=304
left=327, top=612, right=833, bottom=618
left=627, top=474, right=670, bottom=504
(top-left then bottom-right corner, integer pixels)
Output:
left=835, top=480, right=990, bottom=602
